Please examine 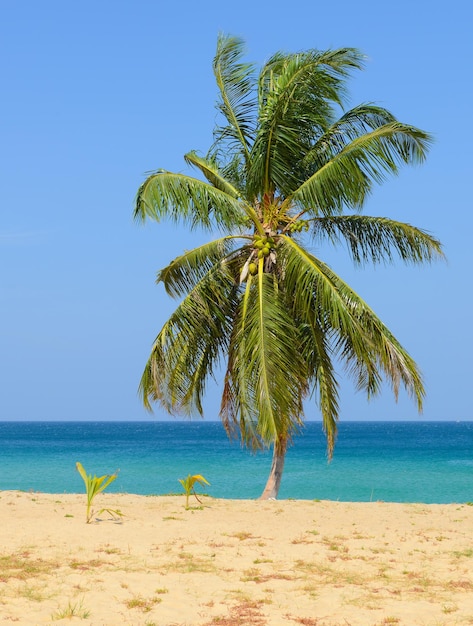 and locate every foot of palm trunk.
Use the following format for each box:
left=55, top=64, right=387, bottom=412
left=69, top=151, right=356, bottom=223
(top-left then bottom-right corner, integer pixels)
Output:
left=259, top=436, right=287, bottom=500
